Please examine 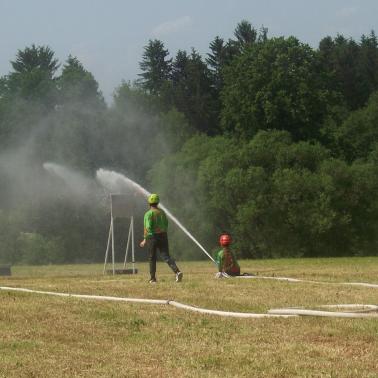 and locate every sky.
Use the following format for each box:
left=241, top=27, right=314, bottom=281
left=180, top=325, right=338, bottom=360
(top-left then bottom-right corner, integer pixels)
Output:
left=1, top=0, right=377, bottom=103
